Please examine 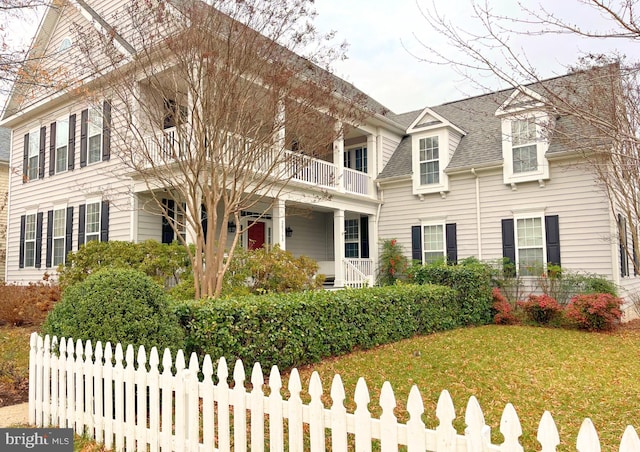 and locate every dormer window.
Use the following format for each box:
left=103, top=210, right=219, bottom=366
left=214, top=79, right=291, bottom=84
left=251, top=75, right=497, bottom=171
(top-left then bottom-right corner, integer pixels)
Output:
left=511, top=118, right=538, bottom=173
left=419, top=136, right=439, bottom=185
